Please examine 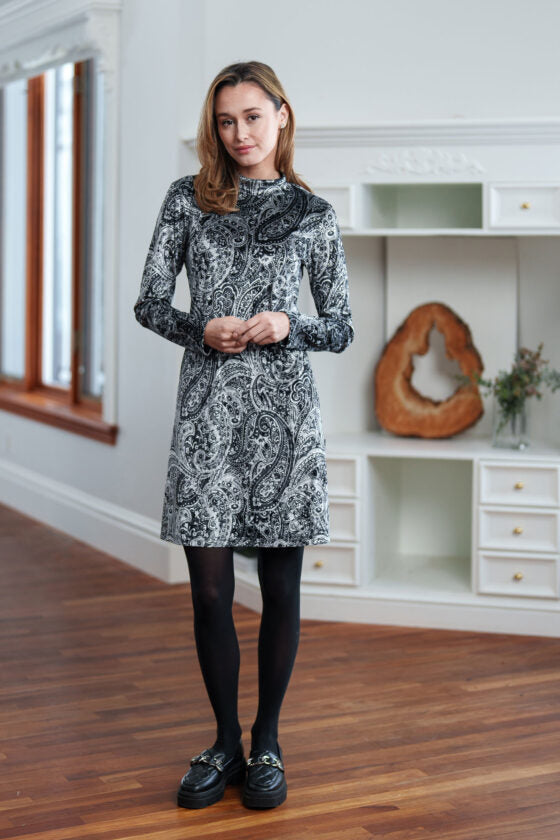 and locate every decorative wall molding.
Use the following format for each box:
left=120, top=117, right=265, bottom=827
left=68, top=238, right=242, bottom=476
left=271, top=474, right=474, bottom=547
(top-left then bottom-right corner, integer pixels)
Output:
left=0, top=0, right=121, bottom=43
left=0, top=0, right=122, bottom=82
left=292, top=119, right=560, bottom=148
left=364, top=148, right=486, bottom=176
left=184, top=118, right=560, bottom=153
